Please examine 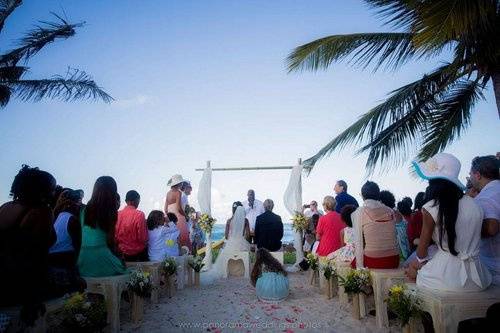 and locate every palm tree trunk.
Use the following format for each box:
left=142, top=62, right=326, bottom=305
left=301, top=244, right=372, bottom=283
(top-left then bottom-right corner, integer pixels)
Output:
left=493, top=72, right=500, bottom=119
